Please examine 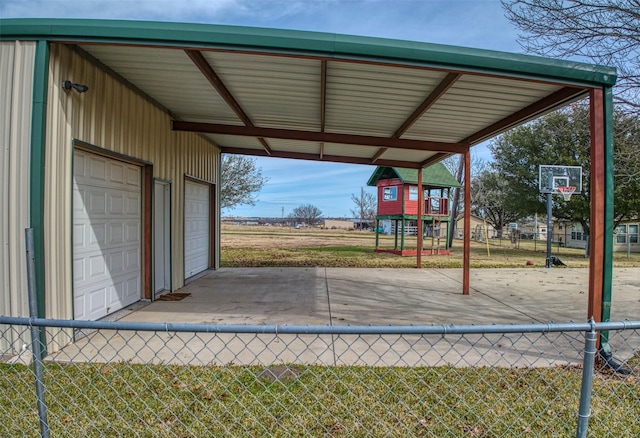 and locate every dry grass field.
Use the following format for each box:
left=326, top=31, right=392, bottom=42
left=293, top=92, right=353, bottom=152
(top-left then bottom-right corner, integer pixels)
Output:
left=221, top=224, right=640, bottom=268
